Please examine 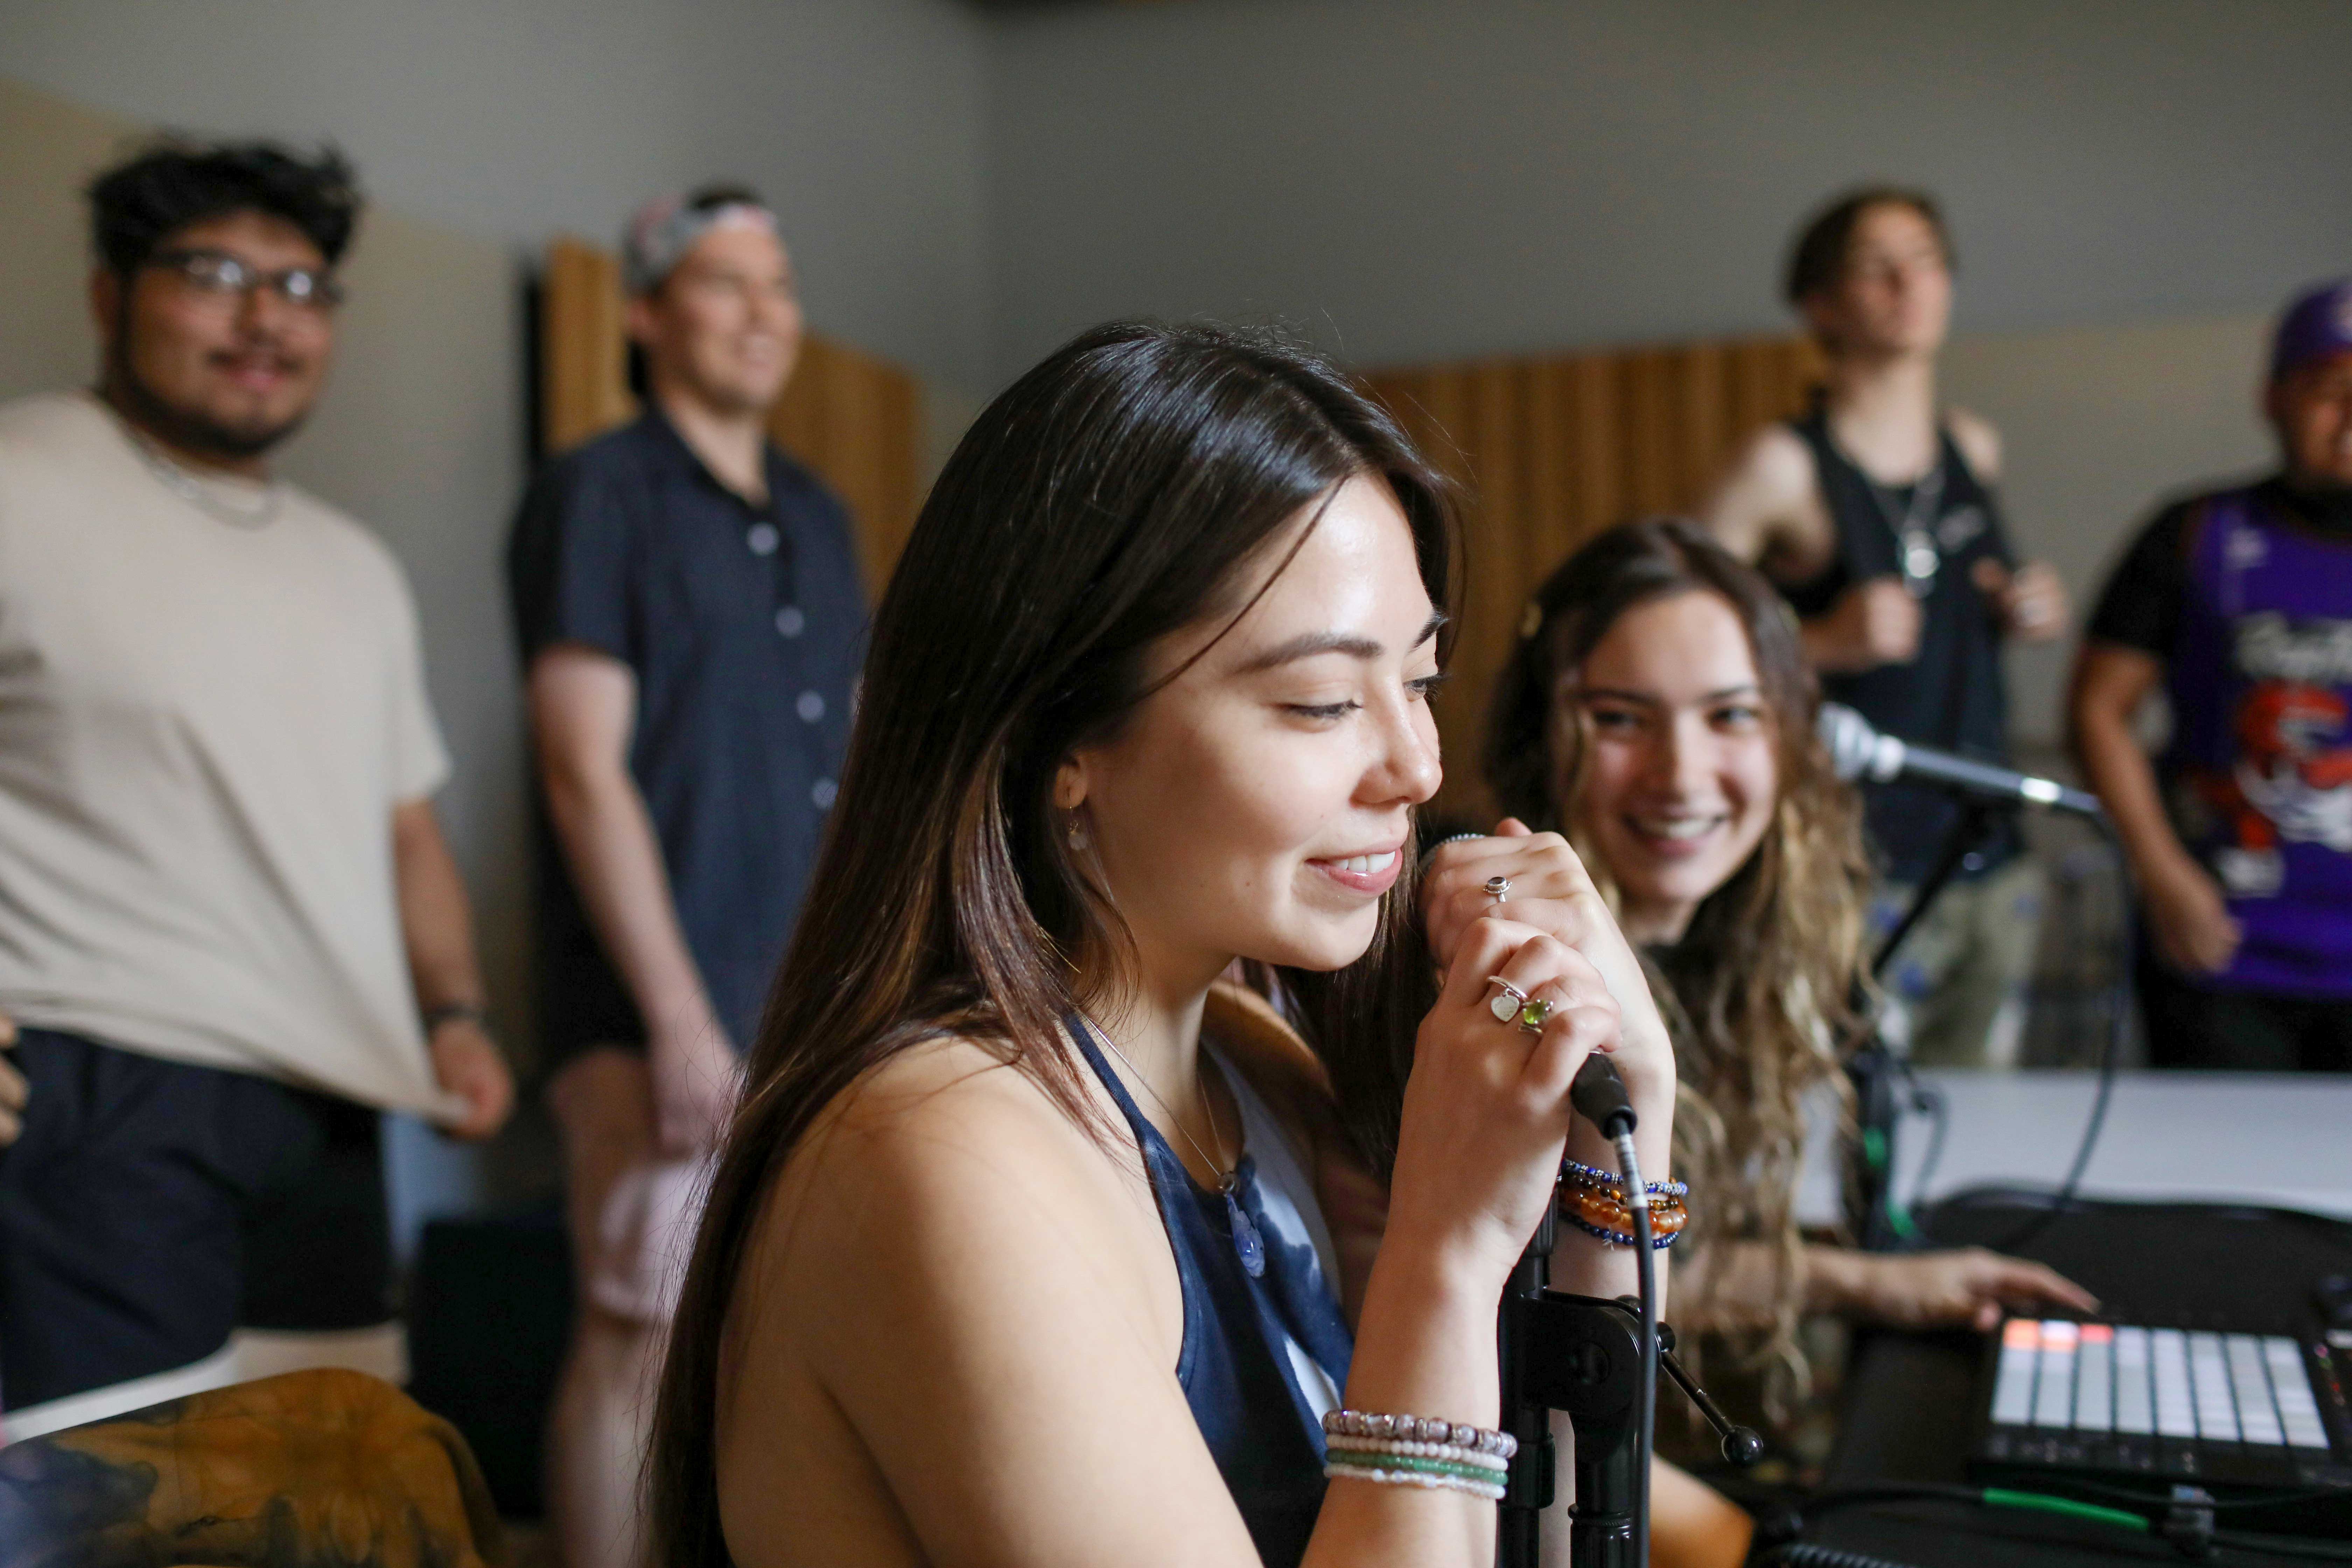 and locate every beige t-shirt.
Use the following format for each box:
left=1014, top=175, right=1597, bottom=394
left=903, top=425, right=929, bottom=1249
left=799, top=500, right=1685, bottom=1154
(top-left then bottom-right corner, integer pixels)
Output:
left=0, top=392, right=455, bottom=1114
